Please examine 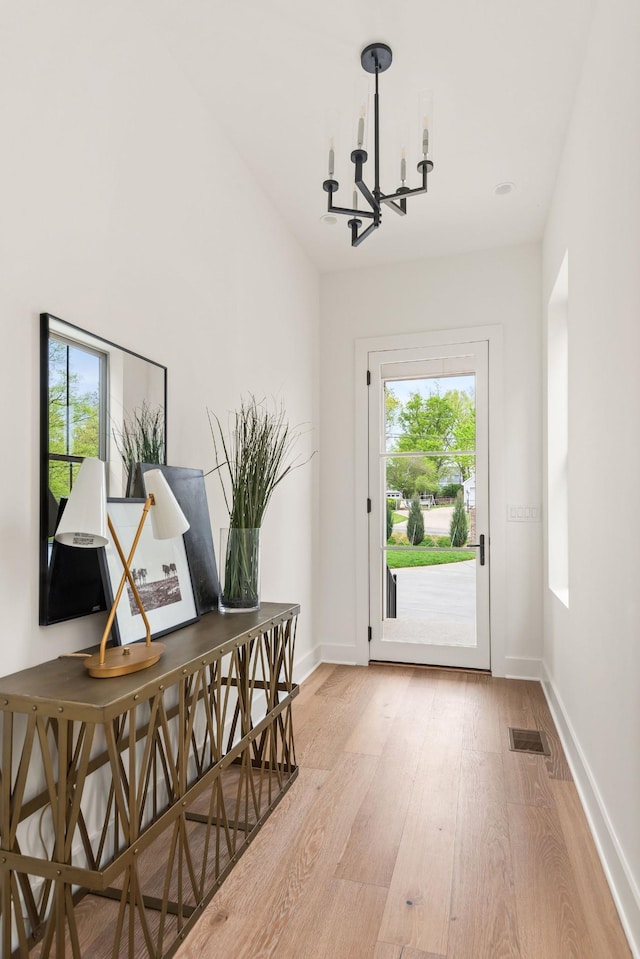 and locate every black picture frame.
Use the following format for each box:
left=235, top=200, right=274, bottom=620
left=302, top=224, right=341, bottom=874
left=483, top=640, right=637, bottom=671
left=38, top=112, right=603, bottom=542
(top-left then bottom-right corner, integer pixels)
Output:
left=133, top=464, right=219, bottom=614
